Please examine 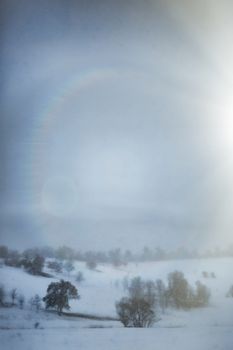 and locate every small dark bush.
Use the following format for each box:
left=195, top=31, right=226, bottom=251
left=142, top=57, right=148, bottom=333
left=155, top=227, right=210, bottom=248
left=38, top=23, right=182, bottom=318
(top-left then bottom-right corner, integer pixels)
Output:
left=76, top=271, right=85, bottom=283
left=86, top=260, right=97, bottom=270
left=47, top=260, right=63, bottom=273
left=0, top=285, right=5, bottom=306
